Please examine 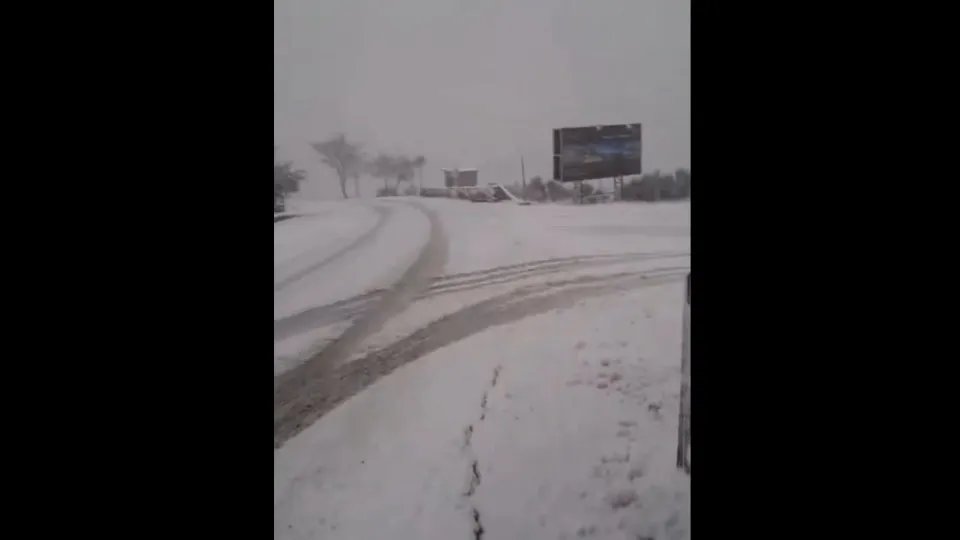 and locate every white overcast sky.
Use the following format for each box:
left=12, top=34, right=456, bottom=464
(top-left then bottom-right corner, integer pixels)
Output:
left=275, top=0, right=689, bottom=198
